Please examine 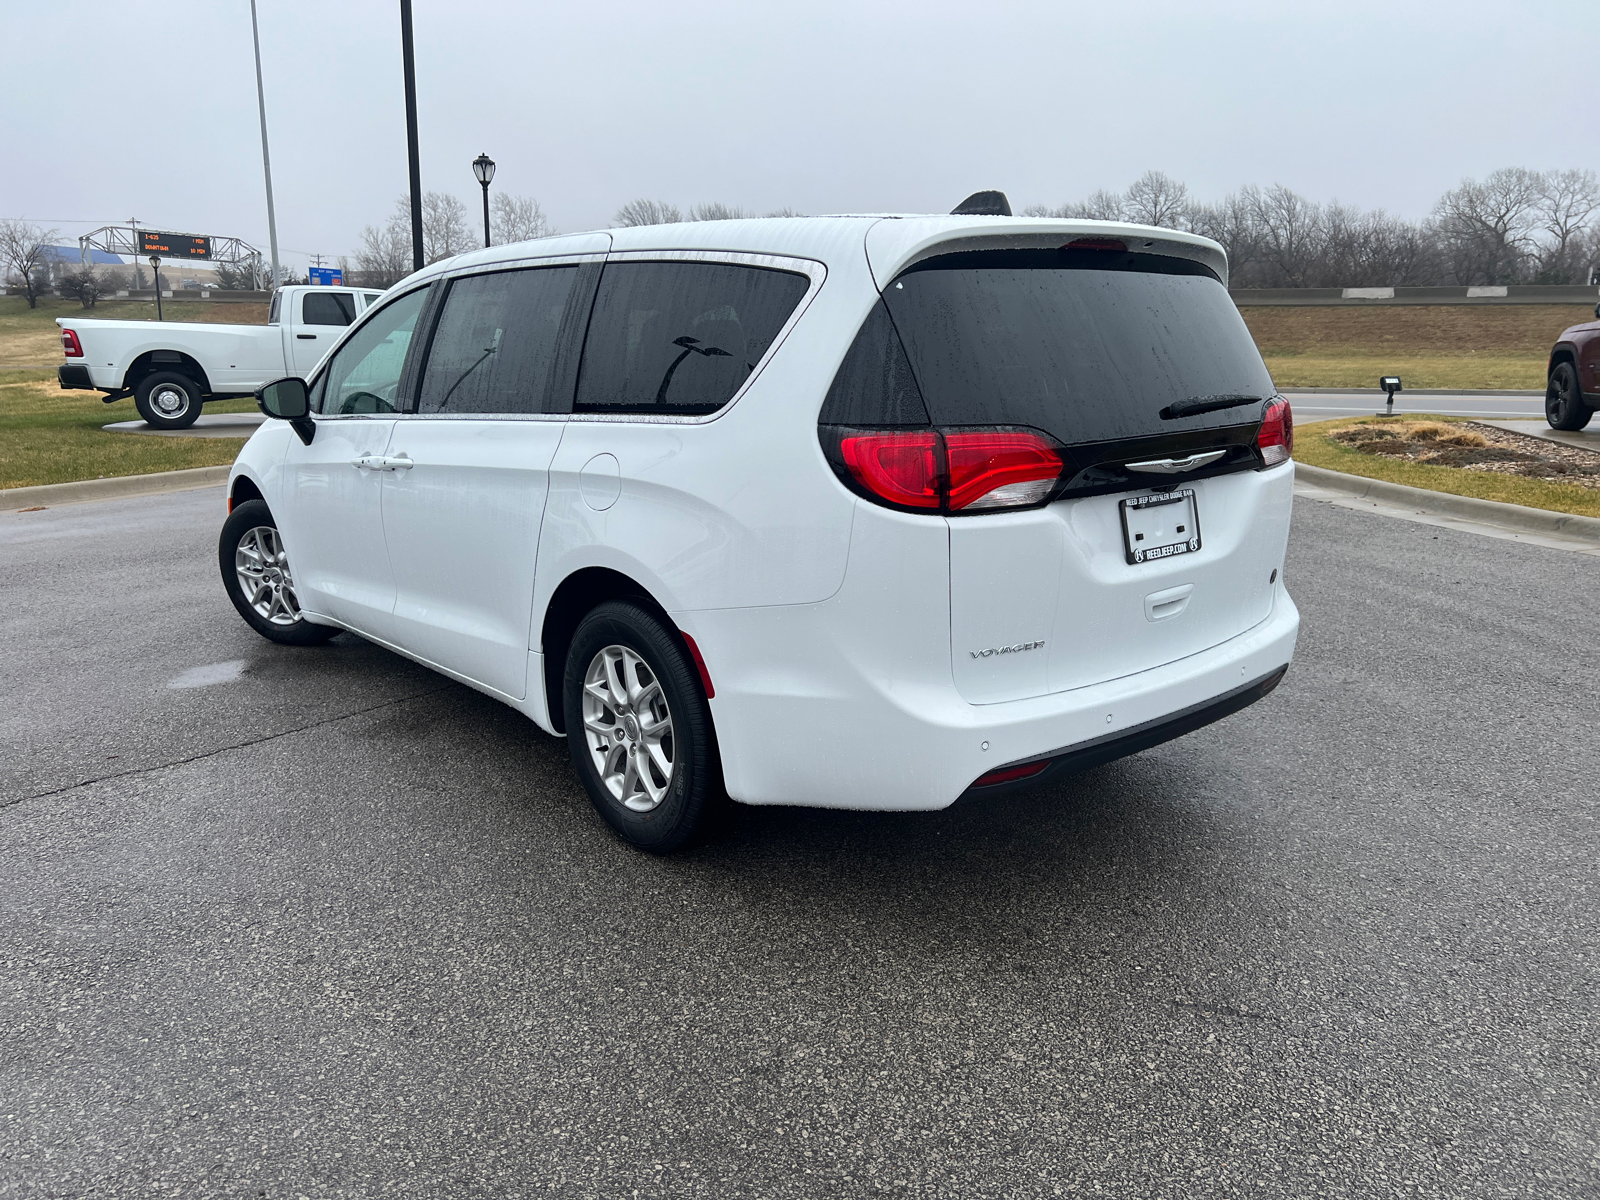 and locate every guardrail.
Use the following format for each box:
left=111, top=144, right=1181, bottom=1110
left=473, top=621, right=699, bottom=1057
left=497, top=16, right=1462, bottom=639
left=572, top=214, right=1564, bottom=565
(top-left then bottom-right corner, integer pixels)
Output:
left=1231, top=285, right=1600, bottom=306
